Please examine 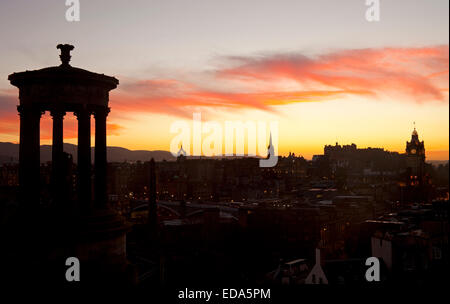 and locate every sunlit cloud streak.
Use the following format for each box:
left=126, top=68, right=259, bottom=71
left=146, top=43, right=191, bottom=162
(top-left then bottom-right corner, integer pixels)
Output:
left=218, top=46, right=449, bottom=103
left=1, top=45, right=448, bottom=140
left=110, top=45, right=448, bottom=118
